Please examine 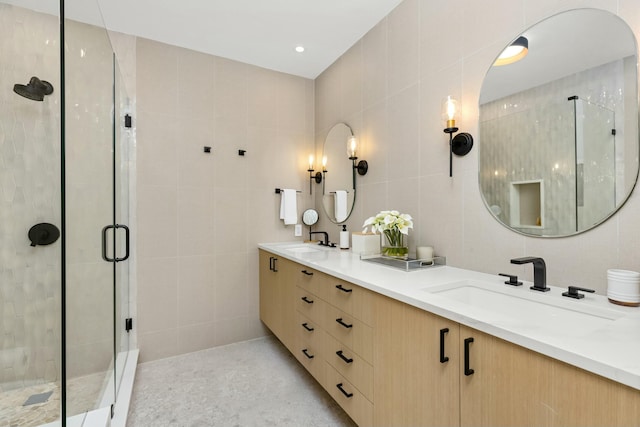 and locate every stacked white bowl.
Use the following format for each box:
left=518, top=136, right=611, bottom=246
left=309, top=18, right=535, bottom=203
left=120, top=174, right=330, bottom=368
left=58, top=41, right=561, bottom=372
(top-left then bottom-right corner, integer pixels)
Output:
left=607, top=269, right=640, bottom=306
